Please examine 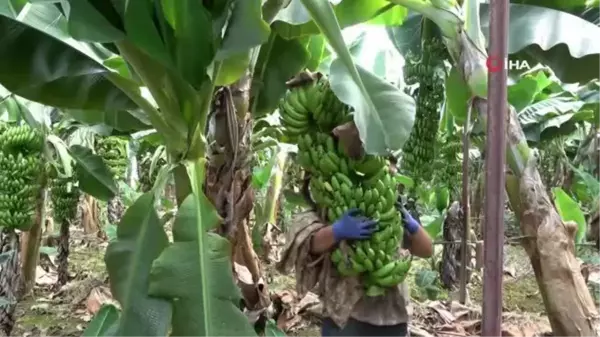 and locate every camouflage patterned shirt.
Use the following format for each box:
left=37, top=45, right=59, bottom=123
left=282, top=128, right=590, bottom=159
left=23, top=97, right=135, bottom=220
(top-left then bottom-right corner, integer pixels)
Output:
left=276, top=210, right=412, bottom=328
